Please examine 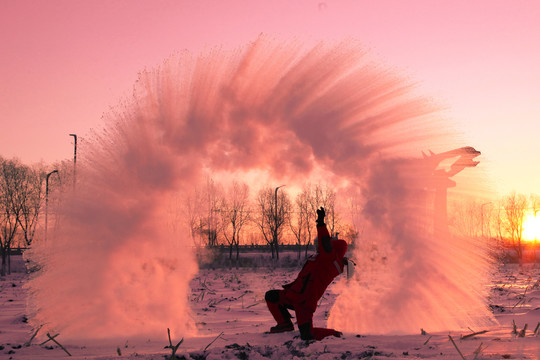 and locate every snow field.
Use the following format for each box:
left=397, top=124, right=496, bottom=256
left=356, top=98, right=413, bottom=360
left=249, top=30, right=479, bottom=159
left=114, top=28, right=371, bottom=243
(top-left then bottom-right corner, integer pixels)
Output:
left=1, top=258, right=539, bottom=359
